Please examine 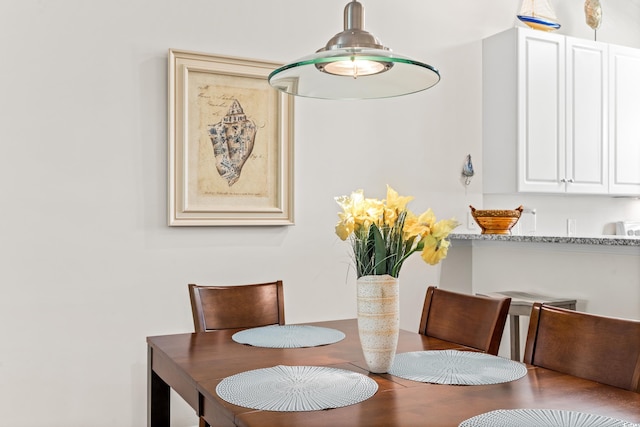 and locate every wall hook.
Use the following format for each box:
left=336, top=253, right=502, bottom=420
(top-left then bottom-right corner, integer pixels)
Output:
left=462, top=154, right=474, bottom=186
